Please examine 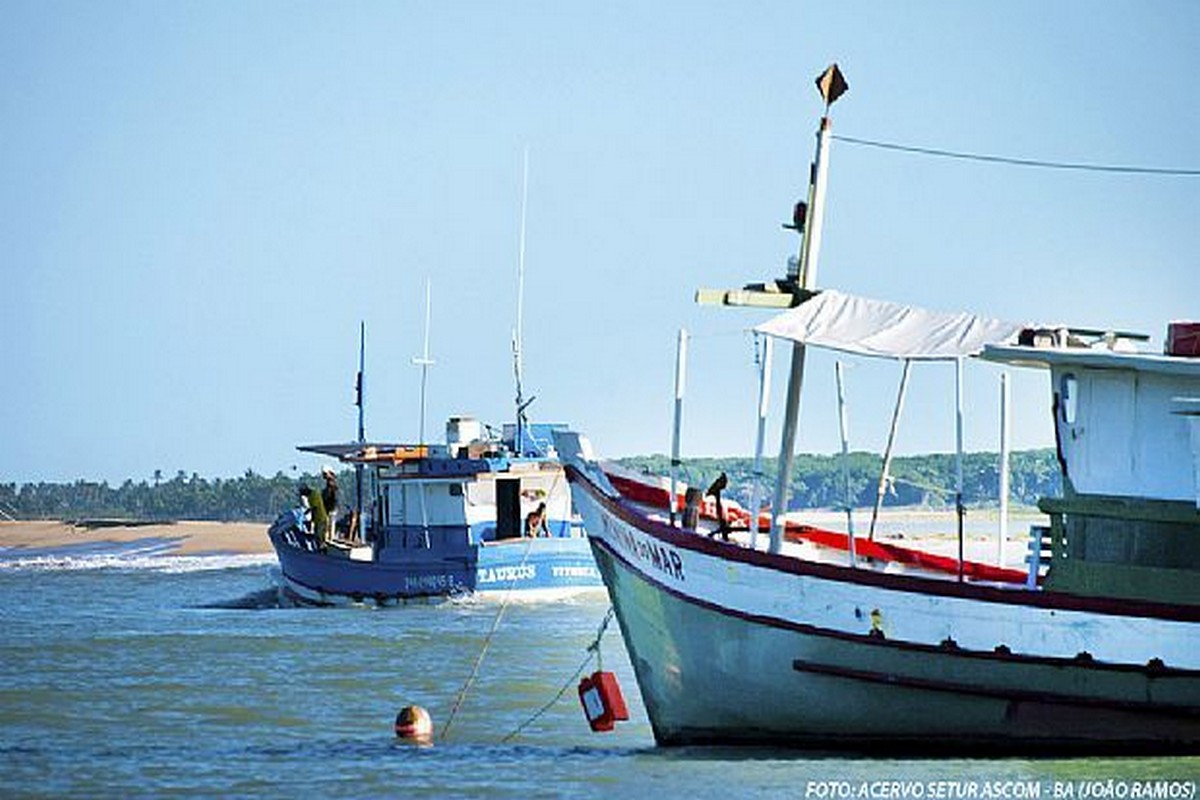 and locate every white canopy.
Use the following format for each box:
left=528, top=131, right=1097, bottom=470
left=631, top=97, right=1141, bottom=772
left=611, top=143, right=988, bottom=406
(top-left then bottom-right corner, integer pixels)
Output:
left=754, top=289, right=1027, bottom=361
